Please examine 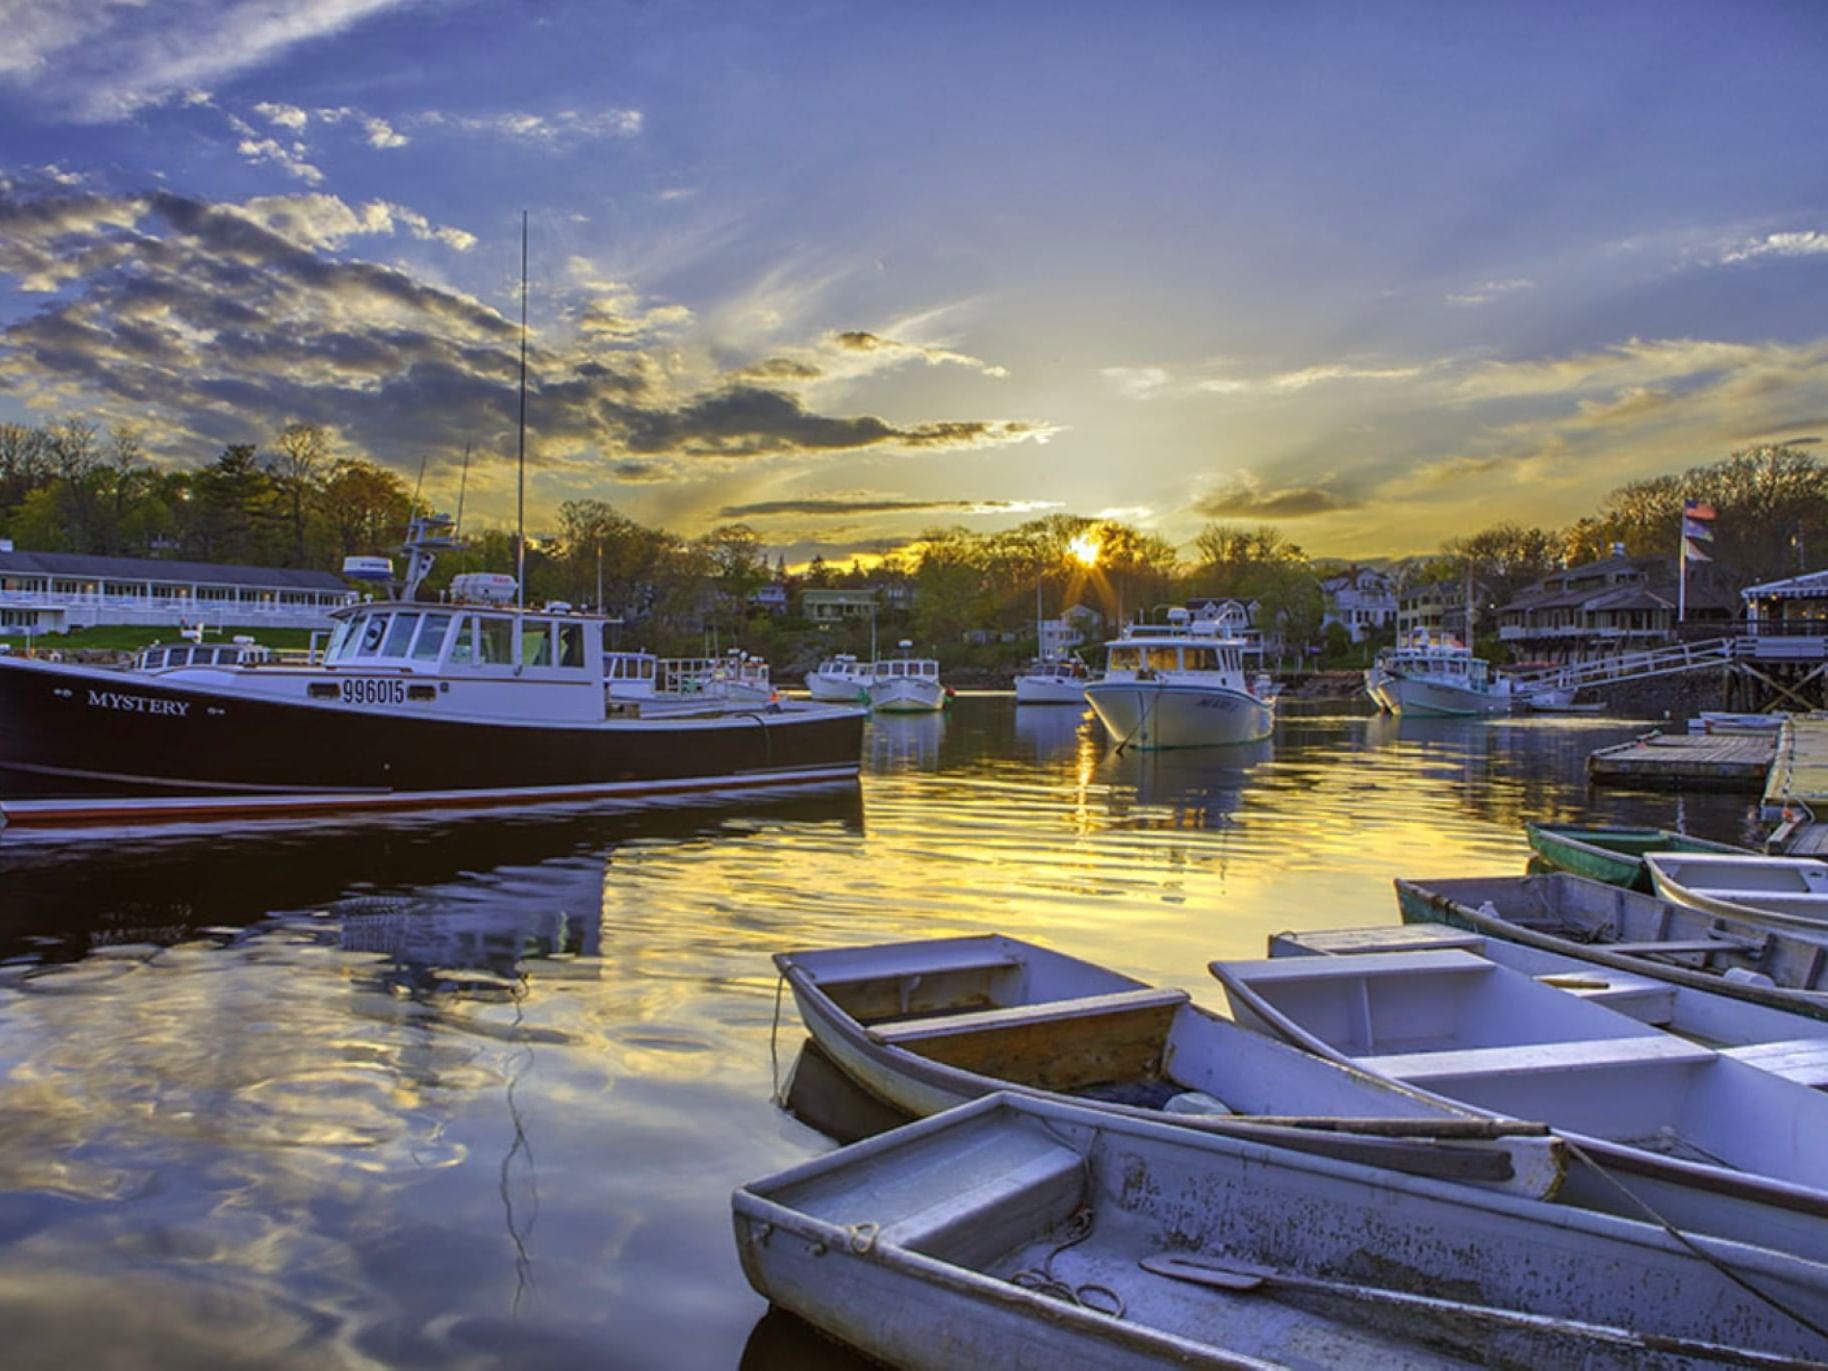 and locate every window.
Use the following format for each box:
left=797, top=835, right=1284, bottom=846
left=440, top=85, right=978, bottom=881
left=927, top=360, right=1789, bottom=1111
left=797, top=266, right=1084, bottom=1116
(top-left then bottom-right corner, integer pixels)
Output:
left=324, top=620, right=354, bottom=662
left=355, top=614, right=391, bottom=657
left=1183, top=647, right=1218, bottom=671
left=1108, top=646, right=1141, bottom=671
left=477, top=617, right=514, bottom=664
left=520, top=620, right=553, bottom=667
left=1147, top=647, right=1179, bottom=672
left=412, top=613, right=452, bottom=661
left=382, top=611, right=421, bottom=657
left=447, top=618, right=477, bottom=665
left=557, top=622, right=586, bottom=669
